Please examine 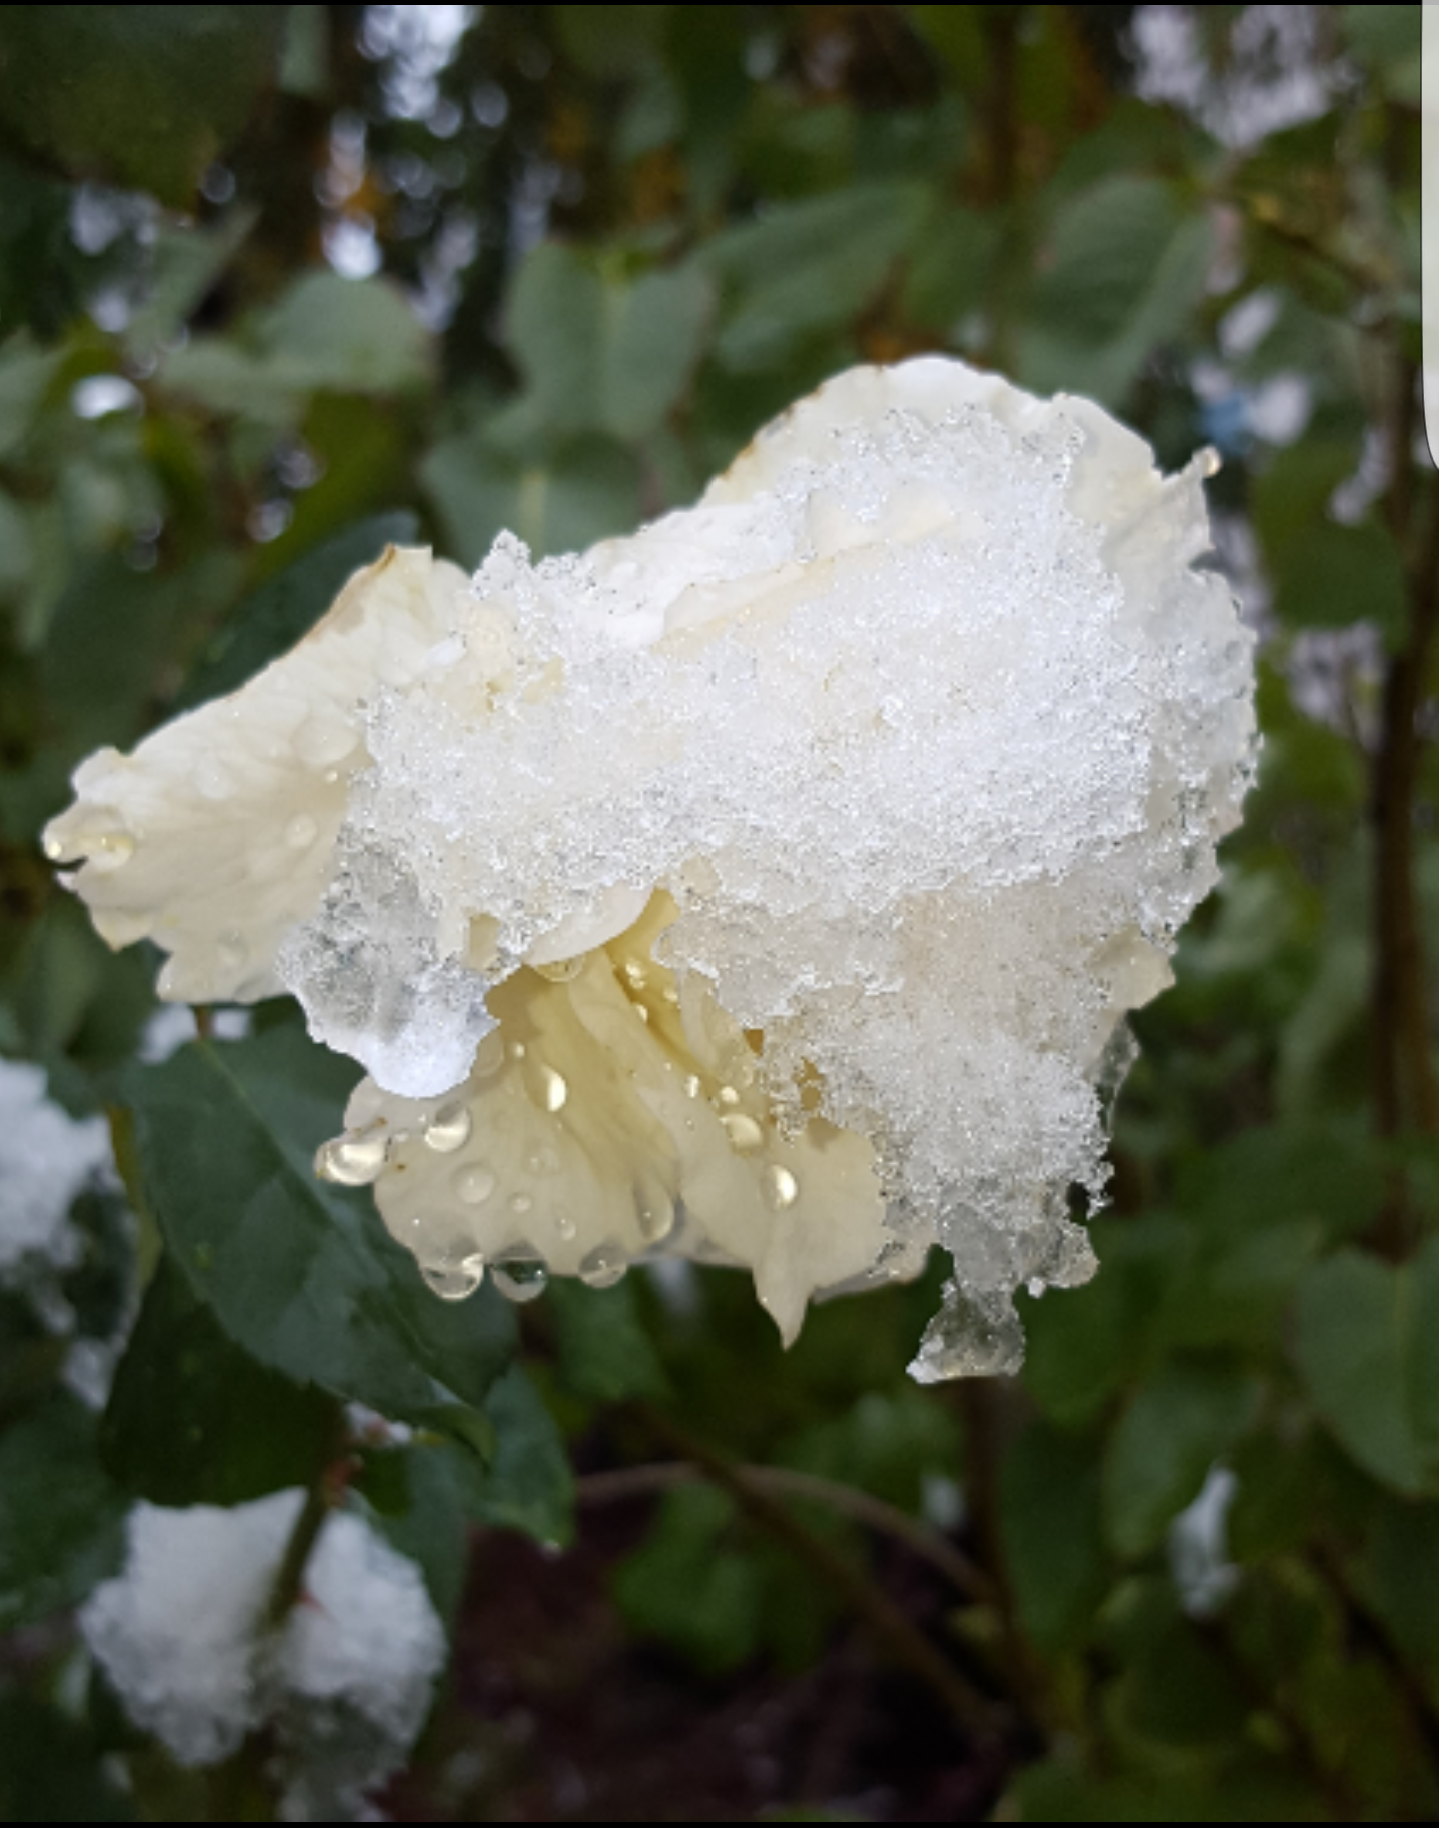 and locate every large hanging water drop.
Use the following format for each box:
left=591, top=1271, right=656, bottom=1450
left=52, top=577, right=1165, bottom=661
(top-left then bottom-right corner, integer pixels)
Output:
left=493, top=1253, right=549, bottom=1304
left=315, top=1130, right=389, bottom=1186
left=424, top=1103, right=472, bottom=1152
left=579, top=1243, right=627, bottom=1289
